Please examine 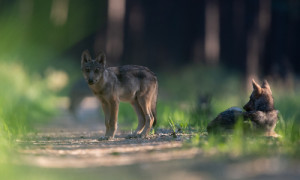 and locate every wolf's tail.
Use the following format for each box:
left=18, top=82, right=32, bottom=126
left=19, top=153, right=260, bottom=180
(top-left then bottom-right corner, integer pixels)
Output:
left=151, top=82, right=158, bottom=127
